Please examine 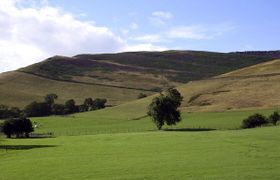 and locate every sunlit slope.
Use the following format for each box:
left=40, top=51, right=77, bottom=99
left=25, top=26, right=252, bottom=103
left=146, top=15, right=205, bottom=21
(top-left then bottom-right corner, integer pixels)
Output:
left=177, top=59, right=280, bottom=111
left=219, top=59, right=280, bottom=77
left=0, top=71, right=153, bottom=107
